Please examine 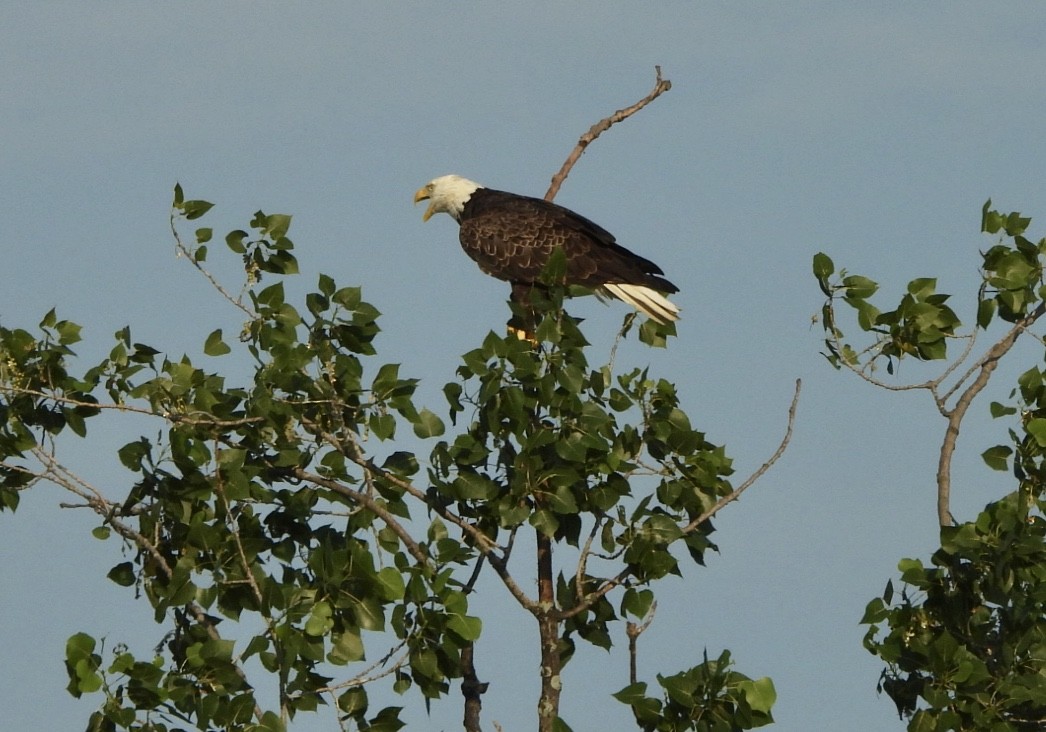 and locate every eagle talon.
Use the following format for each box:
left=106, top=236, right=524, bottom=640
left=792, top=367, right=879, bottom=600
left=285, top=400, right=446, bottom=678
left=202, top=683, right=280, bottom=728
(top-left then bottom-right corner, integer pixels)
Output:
left=507, top=325, right=538, bottom=345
